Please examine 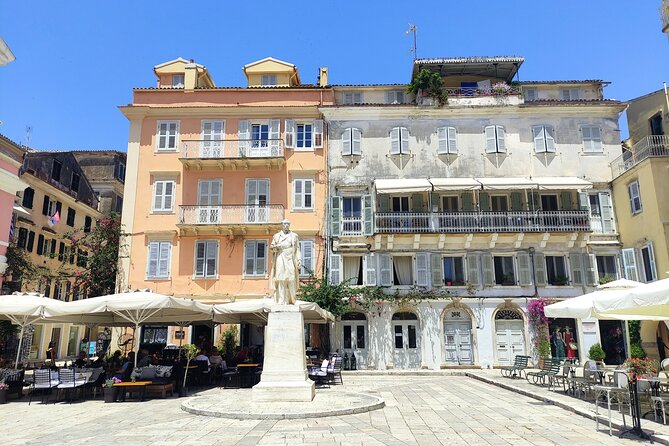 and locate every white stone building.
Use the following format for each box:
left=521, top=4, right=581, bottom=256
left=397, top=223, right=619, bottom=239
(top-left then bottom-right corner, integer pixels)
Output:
left=320, top=56, right=627, bottom=369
